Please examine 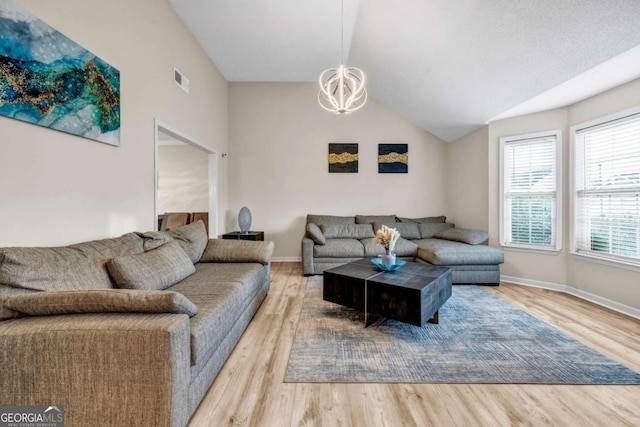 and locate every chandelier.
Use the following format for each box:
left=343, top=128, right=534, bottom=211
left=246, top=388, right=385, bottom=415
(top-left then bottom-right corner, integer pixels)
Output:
left=318, top=0, right=367, bottom=114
